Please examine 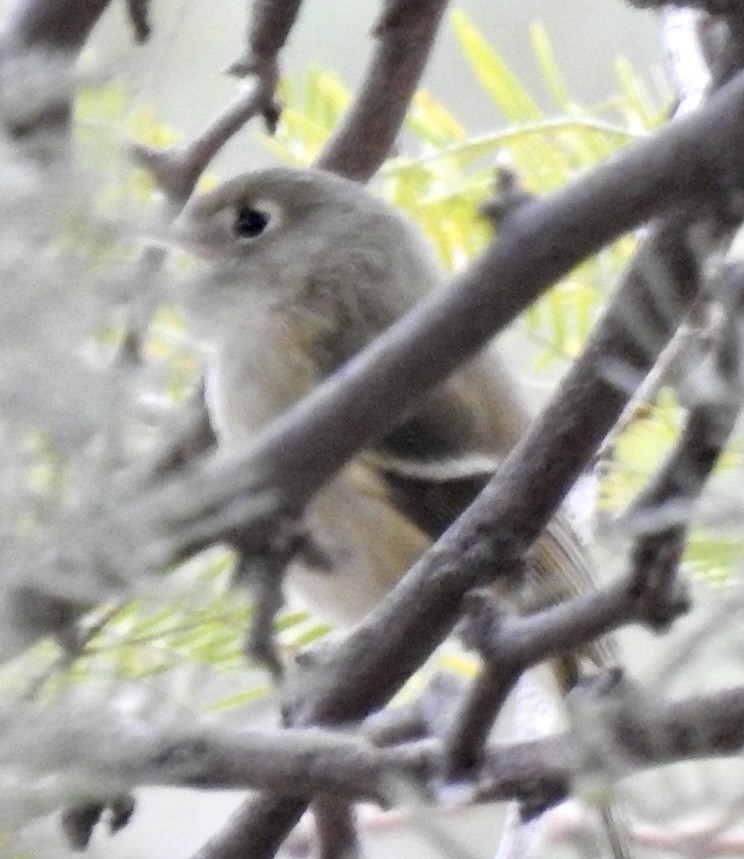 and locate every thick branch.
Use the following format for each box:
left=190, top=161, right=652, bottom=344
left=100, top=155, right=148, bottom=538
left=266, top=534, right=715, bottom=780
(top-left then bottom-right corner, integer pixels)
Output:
left=0, top=0, right=114, bottom=142
left=315, top=0, right=449, bottom=181
left=312, top=796, right=362, bottom=859
left=15, top=685, right=744, bottom=808
left=2, top=0, right=112, bottom=49
left=228, top=0, right=304, bottom=76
